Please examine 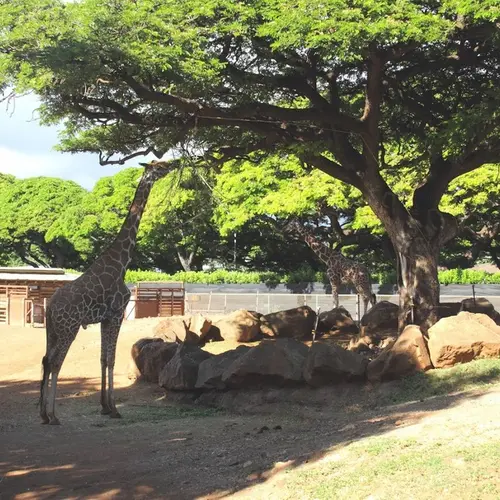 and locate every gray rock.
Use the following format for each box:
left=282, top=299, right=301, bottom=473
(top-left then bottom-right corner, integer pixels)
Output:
left=260, top=306, right=316, bottom=339
left=303, top=342, right=368, bottom=387
left=195, top=346, right=252, bottom=390
left=222, top=338, right=309, bottom=388
left=317, top=307, right=359, bottom=336
left=428, top=312, right=500, bottom=368
left=367, top=325, right=432, bottom=382
left=212, top=310, right=262, bottom=342
left=159, top=344, right=213, bottom=390
left=360, top=300, right=399, bottom=340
